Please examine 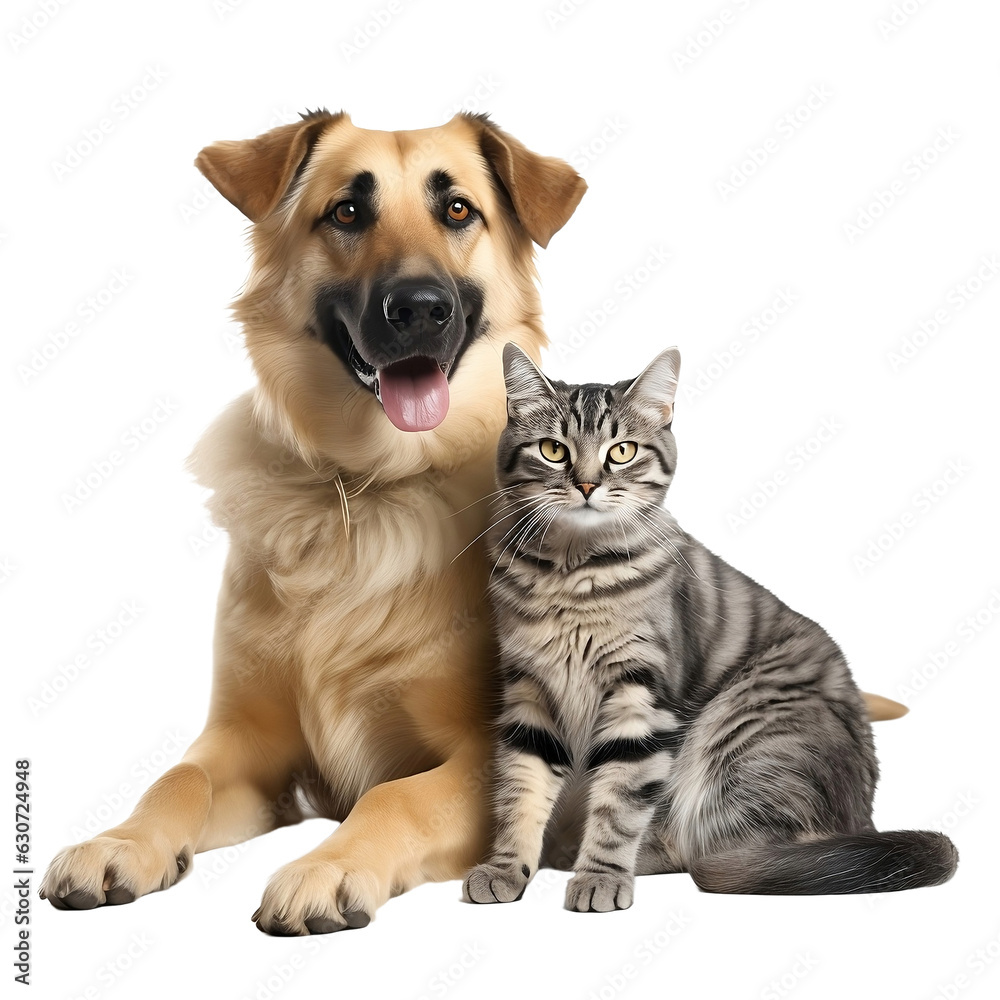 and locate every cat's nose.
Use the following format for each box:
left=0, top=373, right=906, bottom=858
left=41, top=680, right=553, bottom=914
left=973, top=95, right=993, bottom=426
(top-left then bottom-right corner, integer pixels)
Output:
left=576, top=483, right=597, bottom=498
